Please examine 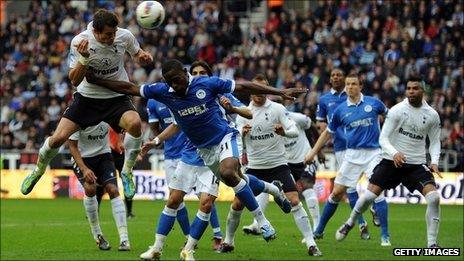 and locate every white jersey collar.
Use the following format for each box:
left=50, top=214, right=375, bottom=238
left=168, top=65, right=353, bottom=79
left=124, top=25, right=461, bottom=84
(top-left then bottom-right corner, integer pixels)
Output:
left=251, top=98, right=271, bottom=108
left=330, top=88, right=346, bottom=96
left=347, top=93, right=364, bottom=106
